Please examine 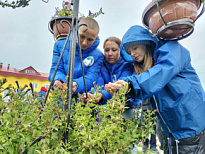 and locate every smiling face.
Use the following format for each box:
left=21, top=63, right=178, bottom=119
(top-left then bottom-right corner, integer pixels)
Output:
left=127, top=44, right=146, bottom=63
left=78, top=26, right=98, bottom=50
left=104, top=40, right=121, bottom=64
